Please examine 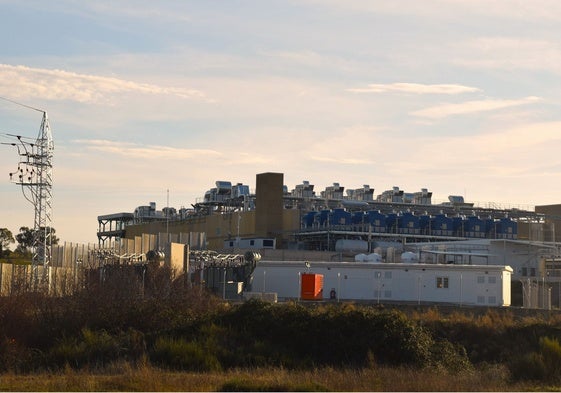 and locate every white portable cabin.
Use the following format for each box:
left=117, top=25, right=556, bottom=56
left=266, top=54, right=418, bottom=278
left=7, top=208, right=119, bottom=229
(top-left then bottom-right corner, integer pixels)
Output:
left=223, top=238, right=276, bottom=249
left=248, top=261, right=512, bottom=307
